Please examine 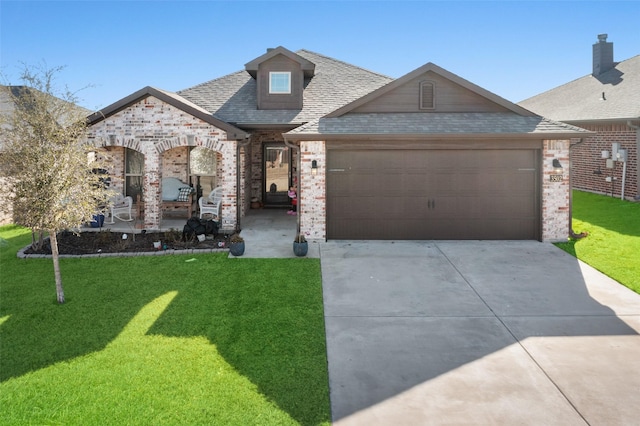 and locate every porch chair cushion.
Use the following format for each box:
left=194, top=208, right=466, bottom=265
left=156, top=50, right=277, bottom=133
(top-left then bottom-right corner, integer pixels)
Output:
left=177, top=186, right=193, bottom=202
left=162, top=177, right=191, bottom=201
